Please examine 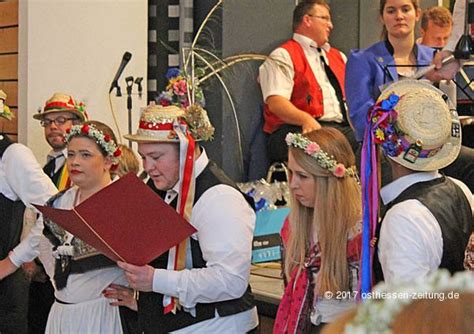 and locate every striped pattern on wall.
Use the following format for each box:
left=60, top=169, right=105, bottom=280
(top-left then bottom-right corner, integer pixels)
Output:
left=148, top=0, right=194, bottom=103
